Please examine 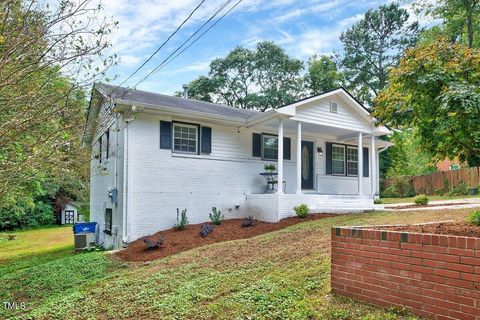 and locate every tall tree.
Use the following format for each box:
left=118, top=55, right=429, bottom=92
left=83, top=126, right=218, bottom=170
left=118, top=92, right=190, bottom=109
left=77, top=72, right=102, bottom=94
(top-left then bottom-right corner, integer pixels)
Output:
left=306, top=55, right=344, bottom=95
left=415, top=0, right=480, bottom=48
left=340, top=2, right=419, bottom=105
left=182, top=42, right=305, bottom=111
left=374, top=38, right=480, bottom=166
left=0, top=1, right=115, bottom=204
